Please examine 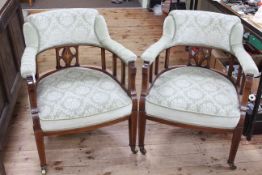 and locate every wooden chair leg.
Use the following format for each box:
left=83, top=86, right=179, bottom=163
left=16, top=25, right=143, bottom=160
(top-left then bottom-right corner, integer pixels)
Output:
left=34, top=130, right=47, bottom=174
left=228, top=126, right=242, bottom=170
left=129, top=111, right=138, bottom=154
left=28, top=0, right=33, bottom=7
left=138, top=111, right=147, bottom=155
